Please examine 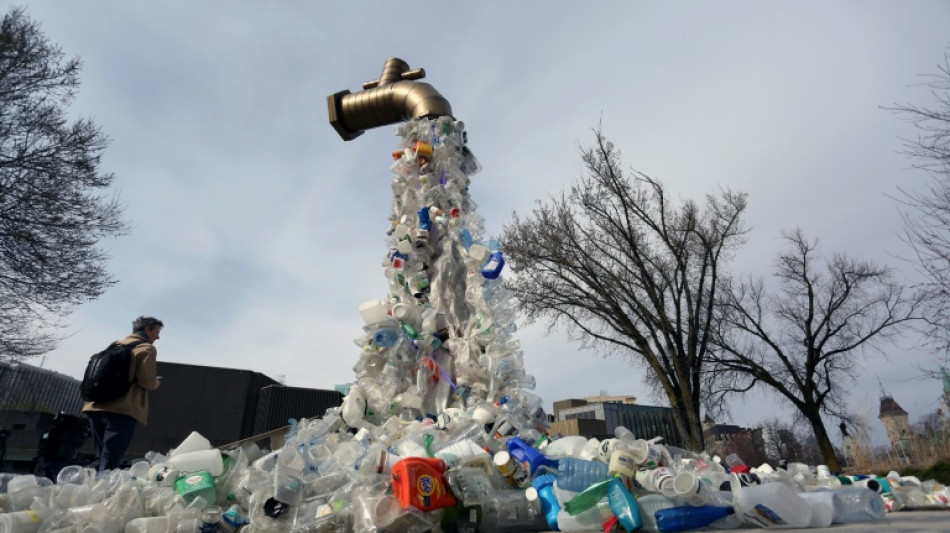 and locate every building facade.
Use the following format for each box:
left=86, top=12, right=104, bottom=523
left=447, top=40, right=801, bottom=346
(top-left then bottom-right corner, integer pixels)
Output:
left=879, top=395, right=913, bottom=450
left=551, top=397, right=684, bottom=447
left=0, top=359, right=343, bottom=473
